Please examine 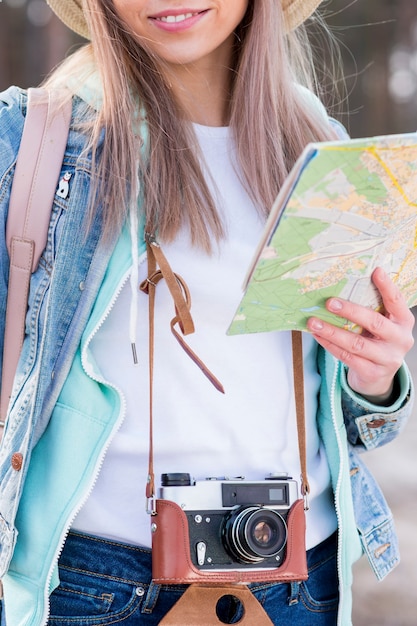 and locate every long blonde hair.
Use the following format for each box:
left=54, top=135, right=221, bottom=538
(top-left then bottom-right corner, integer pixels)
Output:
left=45, top=0, right=336, bottom=249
